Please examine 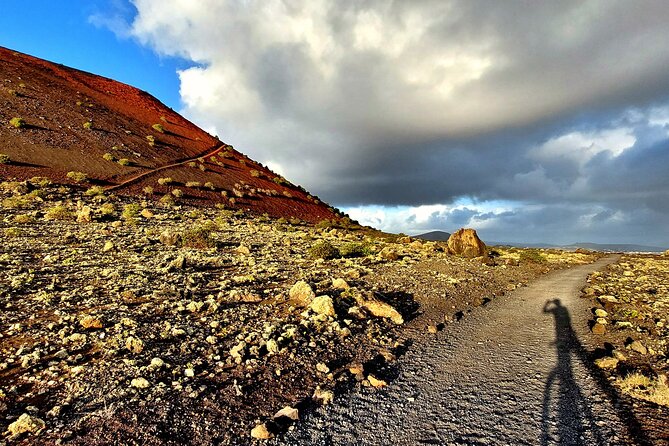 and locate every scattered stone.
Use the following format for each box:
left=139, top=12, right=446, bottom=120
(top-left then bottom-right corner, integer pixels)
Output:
left=312, top=387, right=334, bottom=405
left=79, top=315, right=102, bottom=330
left=102, top=241, right=115, bottom=252
left=596, top=317, right=608, bottom=325
left=170, top=255, right=187, bottom=270
left=595, top=357, right=619, bottom=369
left=273, top=406, right=299, bottom=421
left=316, top=362, right=330, bottom=374
left=230, top=342, right=246, bottom=364
left=354, top=292, right=403, bottom=324
left=250, top=423, right=273, bottom=440
left=184, top=368, right=195, bottom=377
left=332, top=278, right=349, bottom=290
left=309, top=295, right=336, bottom=317
left=150, top=357, right=165, bottom=369
left=368, top=374, right=387, bottom=388
left=235, top=245, right=251, bottom=255
left=594, top=308, right=608, bottom=318
left=628, top=340, right=648, bottom=355
left=159, top=229, right=181, bottom=246
left=591, top=323, right=606, bottom=335
left=131, top=377, right=150, bottom=389
left=125, top=337, right=144, bottom=354
left=7, top=413, right=45, bottom=436
left=289, top=280, right=315, bottom=306
left=447, top=228, right=487, bottom=258
left=378, top=247, right=400, bottom=261
left=140, top=209, right=154, bottom=219
left=266, top=339, right=279, bottom=354
left=427, top=325, right=438, bottom=334
left=76, top=206, right=92, bottom=223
